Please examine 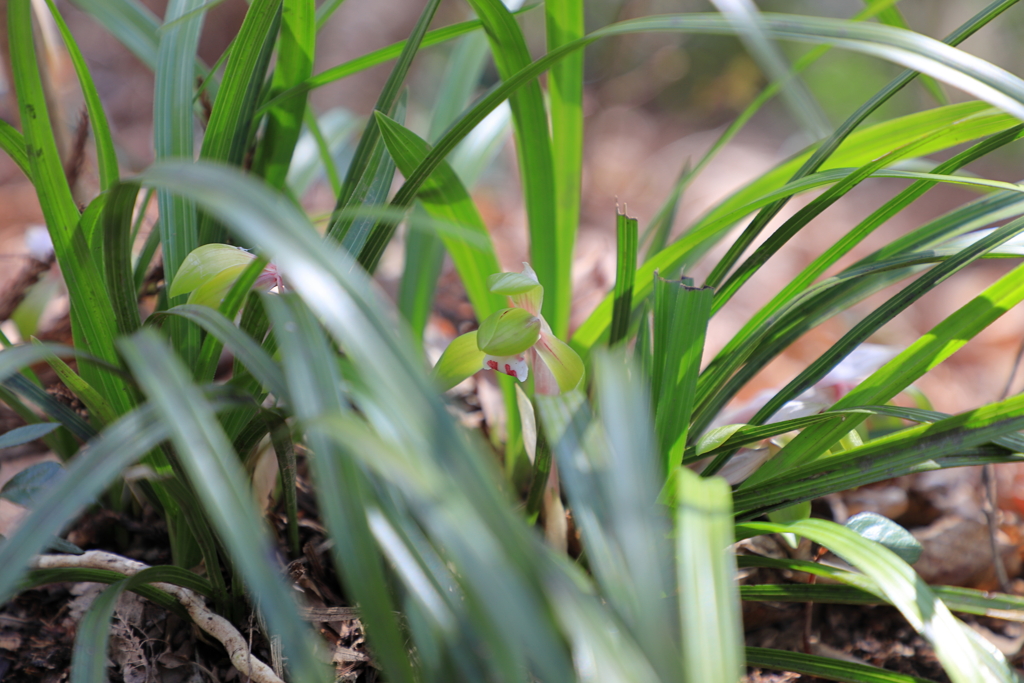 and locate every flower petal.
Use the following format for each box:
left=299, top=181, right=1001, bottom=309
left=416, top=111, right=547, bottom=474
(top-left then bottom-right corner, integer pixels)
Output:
left=533, top=332, right=584, bottom=394
left=476, top=307, right=540, bottom=356
left=185, top=264, right=252, bottom=308
left=488, top=263, right=542, bottom=315
left=432, top=331, right=486, bottom=392
left=170, top=244, right=255, bottom=298
left=483, top=354, right=529, bottom=382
